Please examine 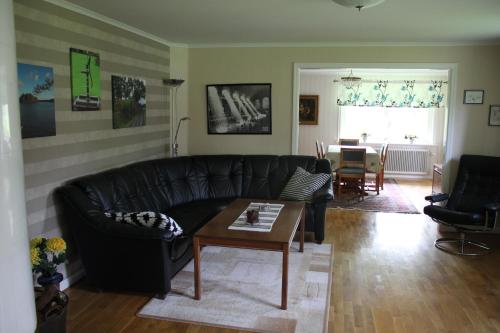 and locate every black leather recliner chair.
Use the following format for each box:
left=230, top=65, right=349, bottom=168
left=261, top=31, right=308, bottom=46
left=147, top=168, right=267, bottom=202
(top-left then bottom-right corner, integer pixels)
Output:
left=56, top=155, right=333, bottom=296
left=424, top=155, right=500, bottom=255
